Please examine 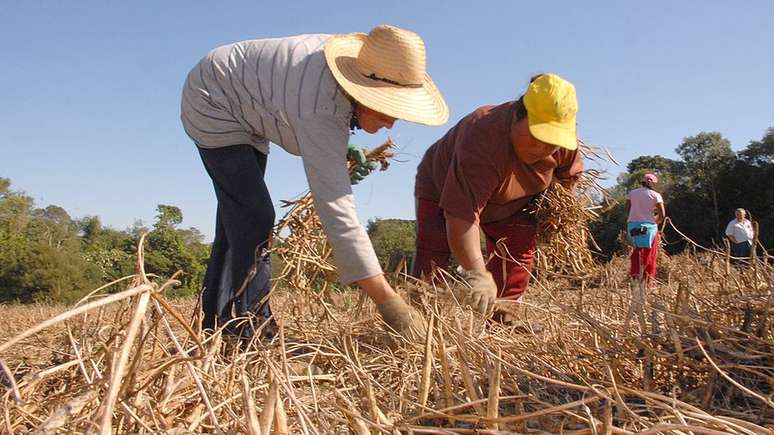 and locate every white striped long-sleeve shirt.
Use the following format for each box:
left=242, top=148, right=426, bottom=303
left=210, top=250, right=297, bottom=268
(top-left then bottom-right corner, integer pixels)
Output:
left=181, top=34, right=382, bottom=284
